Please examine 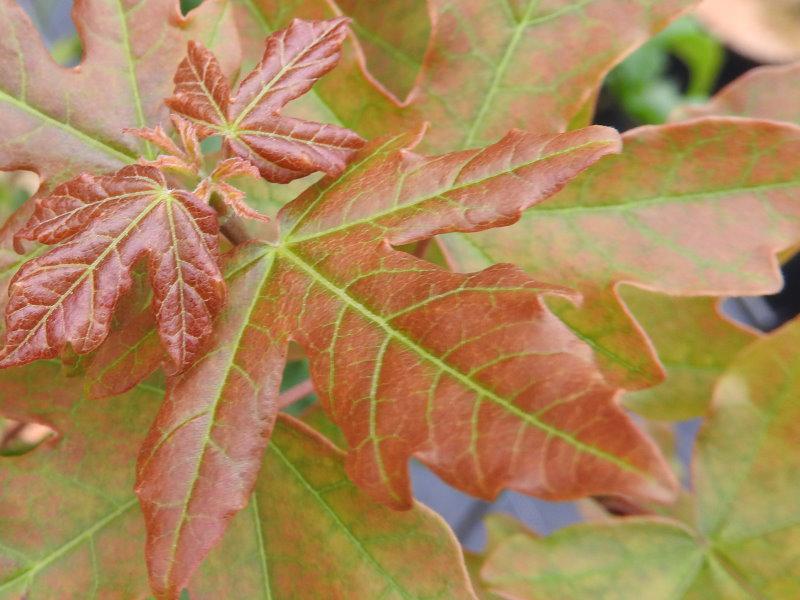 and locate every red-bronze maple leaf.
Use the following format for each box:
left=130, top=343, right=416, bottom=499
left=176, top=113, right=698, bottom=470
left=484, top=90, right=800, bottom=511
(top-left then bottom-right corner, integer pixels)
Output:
left=0, top=165, right=225, bottom=370
left=131, top=126, right=680, bottom=598
left=167, top=17, right=366, bottom=183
